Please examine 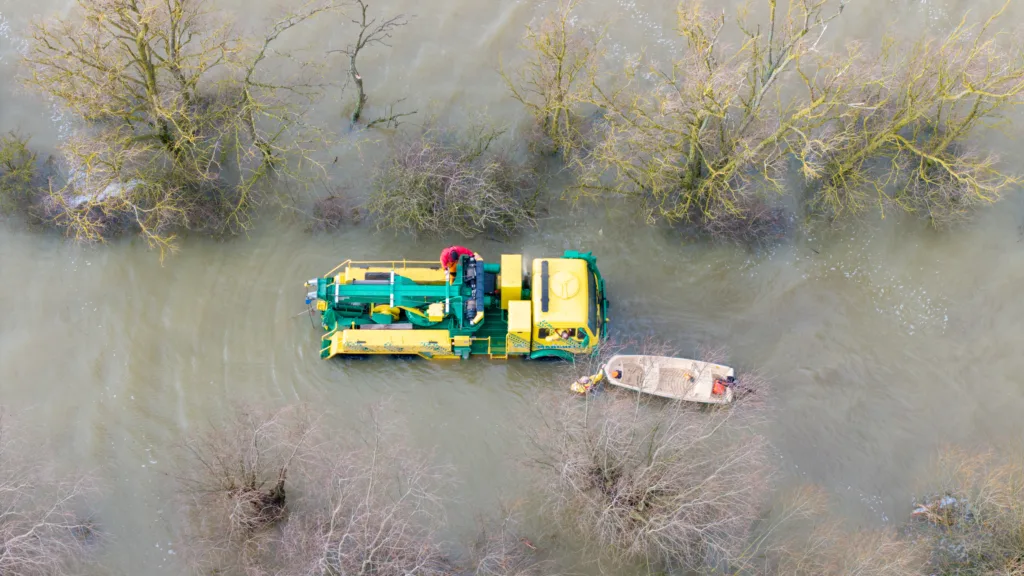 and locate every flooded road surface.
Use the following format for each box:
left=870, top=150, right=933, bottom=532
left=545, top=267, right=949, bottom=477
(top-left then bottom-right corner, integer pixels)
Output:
left=3, top=0, right=1024, bottom=572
